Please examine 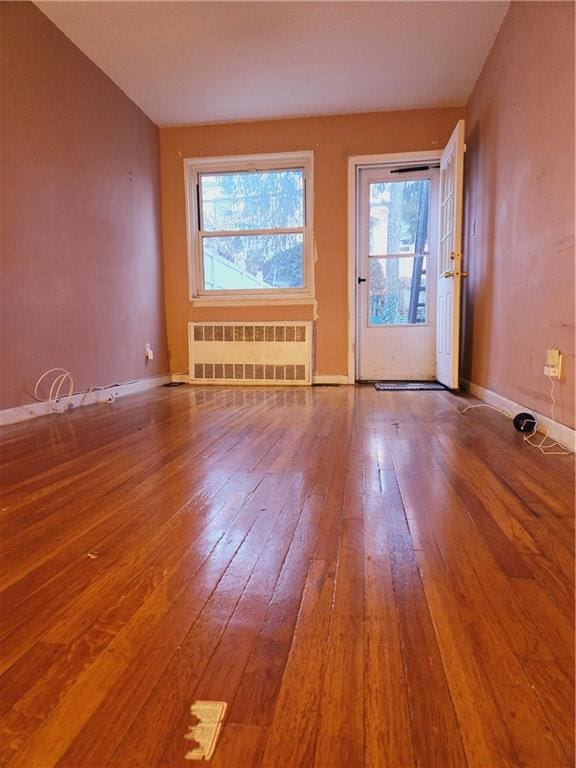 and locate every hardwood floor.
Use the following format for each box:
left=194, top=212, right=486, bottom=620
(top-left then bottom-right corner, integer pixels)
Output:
left=0, top=384, right=573, bottom=768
